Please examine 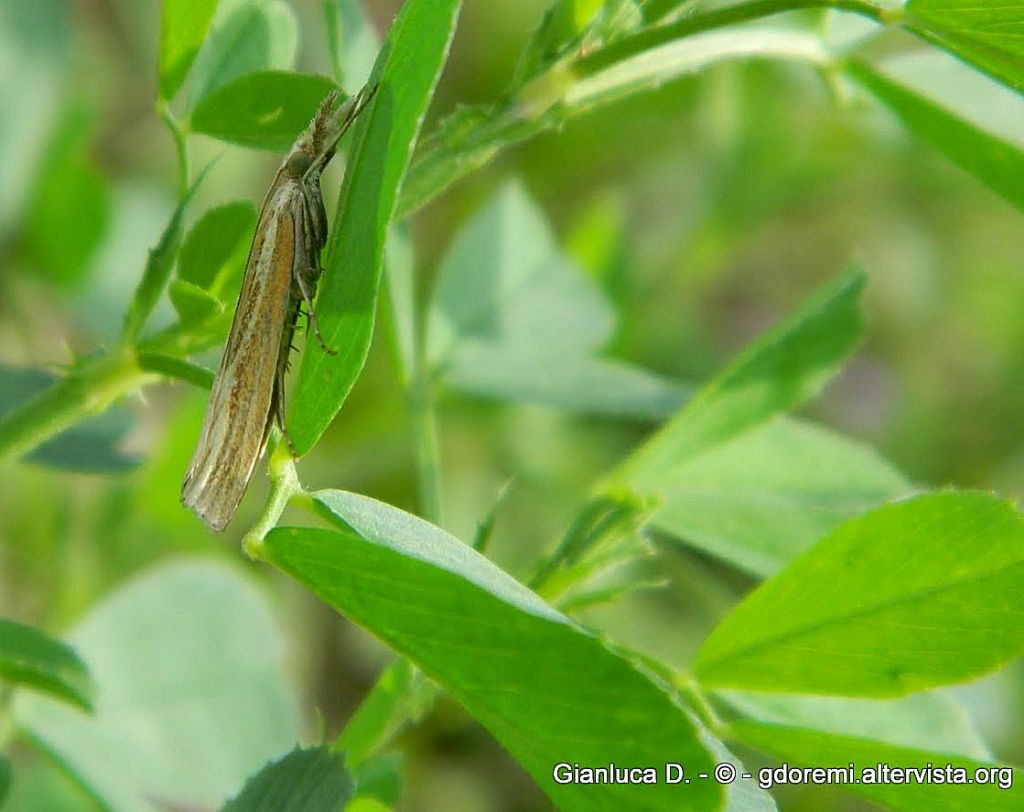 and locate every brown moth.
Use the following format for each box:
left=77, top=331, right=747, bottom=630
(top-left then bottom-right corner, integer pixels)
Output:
left=182, top=86, right=376, bottom=532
